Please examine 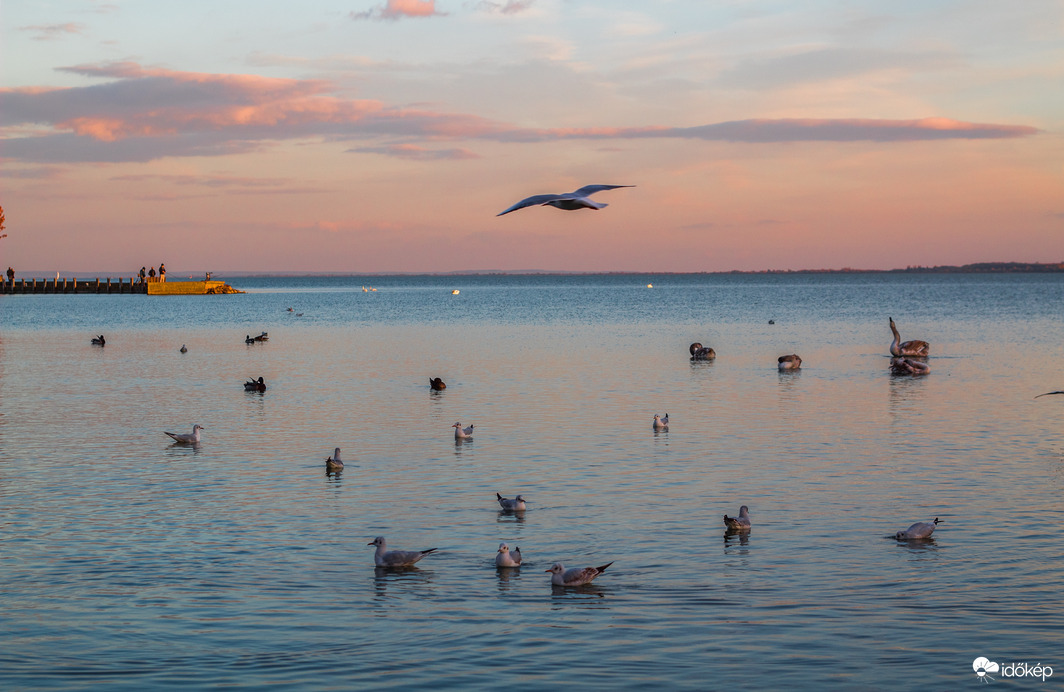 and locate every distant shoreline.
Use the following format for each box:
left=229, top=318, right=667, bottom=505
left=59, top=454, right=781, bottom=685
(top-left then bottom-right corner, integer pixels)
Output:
left=13, top=261, right=1064, bottom=279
